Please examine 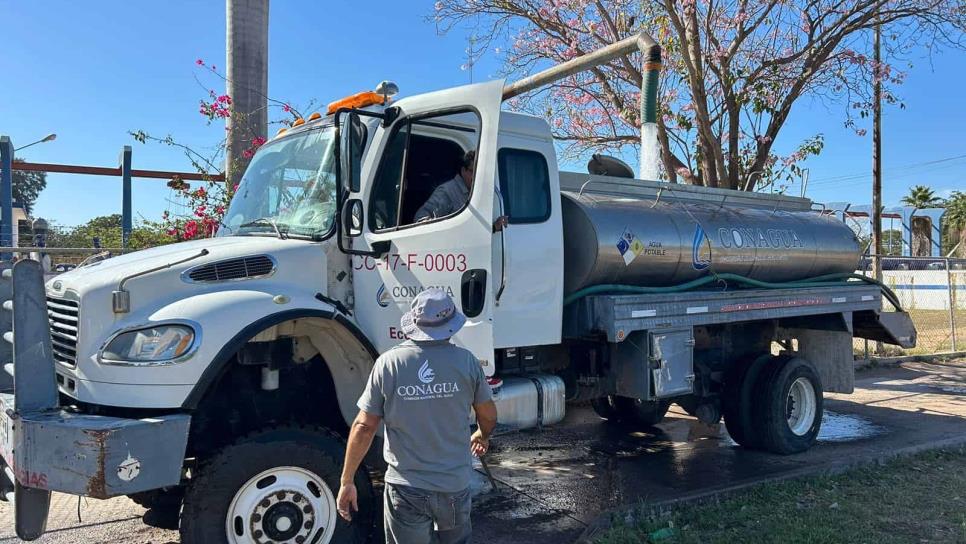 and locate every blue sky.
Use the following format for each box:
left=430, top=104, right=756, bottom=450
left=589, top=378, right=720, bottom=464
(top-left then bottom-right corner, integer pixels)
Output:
left=1, top=1, right=963, bottom=229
